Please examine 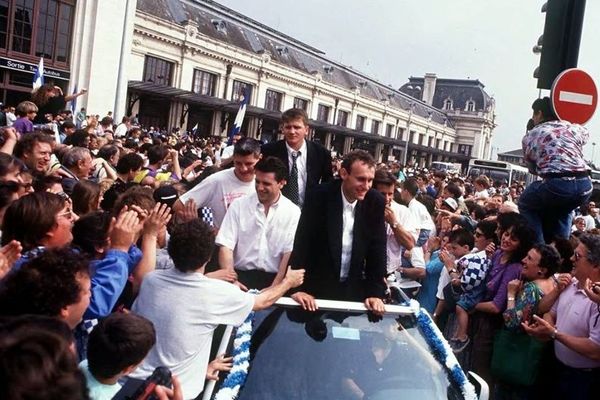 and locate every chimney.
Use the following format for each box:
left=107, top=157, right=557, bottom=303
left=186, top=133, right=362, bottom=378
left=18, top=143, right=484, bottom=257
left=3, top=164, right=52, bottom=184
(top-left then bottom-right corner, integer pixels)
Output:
left=422, top=73, right=437, bottom=105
